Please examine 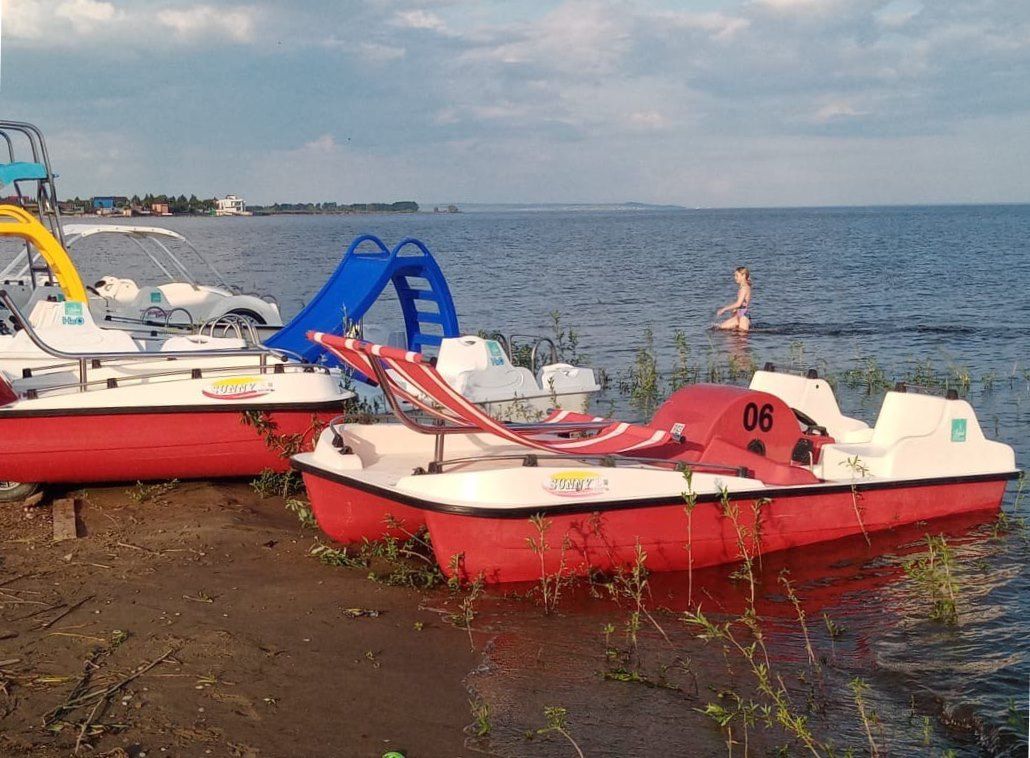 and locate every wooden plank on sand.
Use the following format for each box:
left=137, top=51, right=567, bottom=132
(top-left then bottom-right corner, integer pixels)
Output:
left=52, top=498, right=81, bottom=541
